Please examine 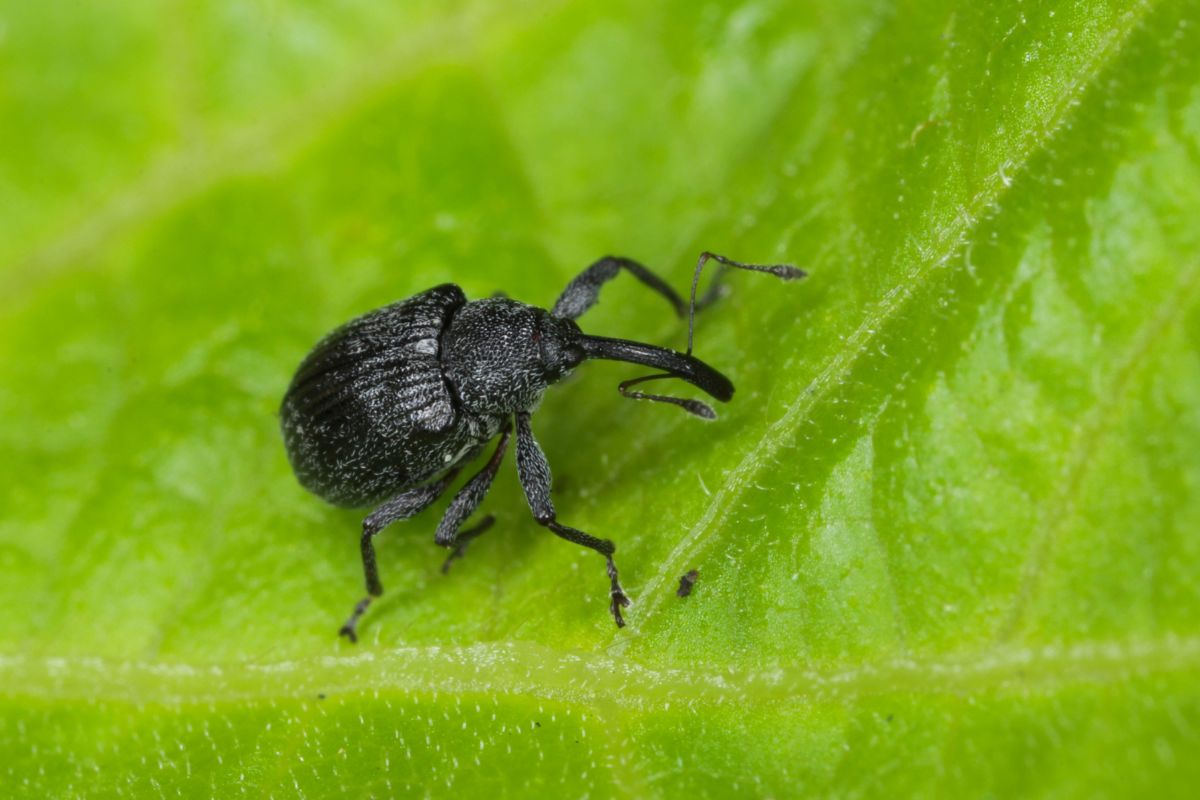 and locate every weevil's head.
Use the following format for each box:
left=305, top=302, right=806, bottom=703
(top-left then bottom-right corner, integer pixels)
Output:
left=538, top=307, right=737, bottom=419
left=569, top=330, right=734, bottom=418
left=543, top=308, right=737, bottom=420
left=442, top=297, right=733, bottom=419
